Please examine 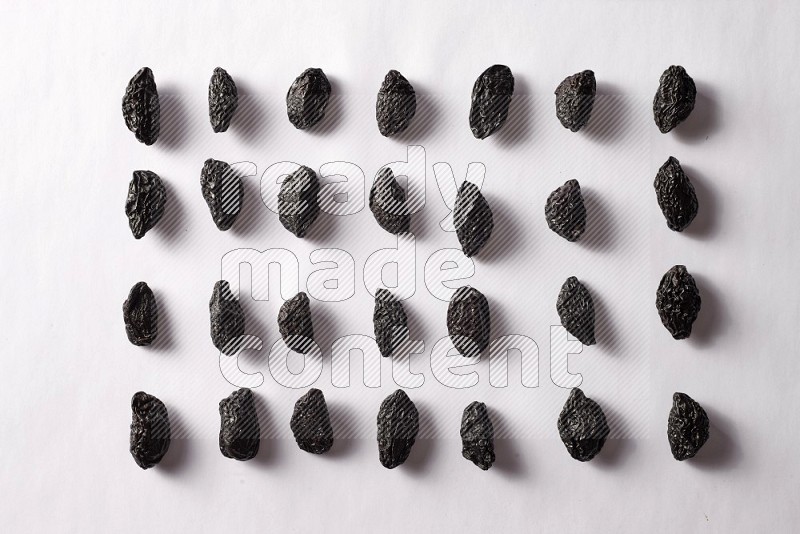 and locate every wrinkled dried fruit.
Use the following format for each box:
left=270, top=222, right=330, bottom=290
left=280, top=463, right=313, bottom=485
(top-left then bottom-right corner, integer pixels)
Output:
left=469, top=65, right=514, bottom=139
left=654, top=157, right=698, bottom=232
left=219, top=388, right=260, bottom=461
left=376, top=70, right=416, bottom=137
left=209, top=67, right=238, bottom=133
left=286, top=68, right=331, bottom=130
left=460, top=401, right=495, bottom=470
left=454, top=182, right=494, bottom=257
left=373, top=288, right=409, bottom=357
left=123, top=282, right=158, bottom=346
left=653, top=65, right=696, bottom=133
left=278, top=292, right=315, bottom=354
left=377, top=389, right=419, bottom=469
left=447, top=286, right=491, bottom=357
left=209, top=280, right=245, bottom=355
left=668, top=392, right=710, bottom=461
left=125, top=170, right=166, bottom=239
left=369, top=167, right=410, bottom=234
left=556, top=277, right=595, bottom=345
left=554, top=70, right=596, bottom=132
left=290, top=388, right=334, bottom=454
left=130, top=391, right=171, bottom=469
left=656, top=265, right=701, bottom=340
left=545, top=179, right=586, bottom=242
left=122, top=67, right=160, bottom=145
left=557, top=388, right=609, bottom=462
left=201, top=158, right=243, bottom=231
left=278, top=165, right=321, bottom=238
